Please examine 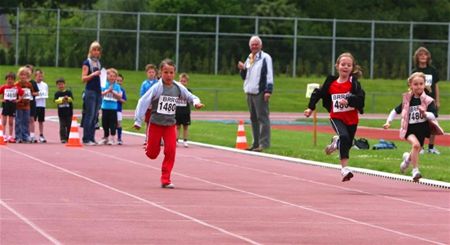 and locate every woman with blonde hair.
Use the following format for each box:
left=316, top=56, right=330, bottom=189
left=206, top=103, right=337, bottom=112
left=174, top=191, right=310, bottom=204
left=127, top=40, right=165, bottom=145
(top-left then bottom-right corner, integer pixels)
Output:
left=81, top=41, right=102, bottom=145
